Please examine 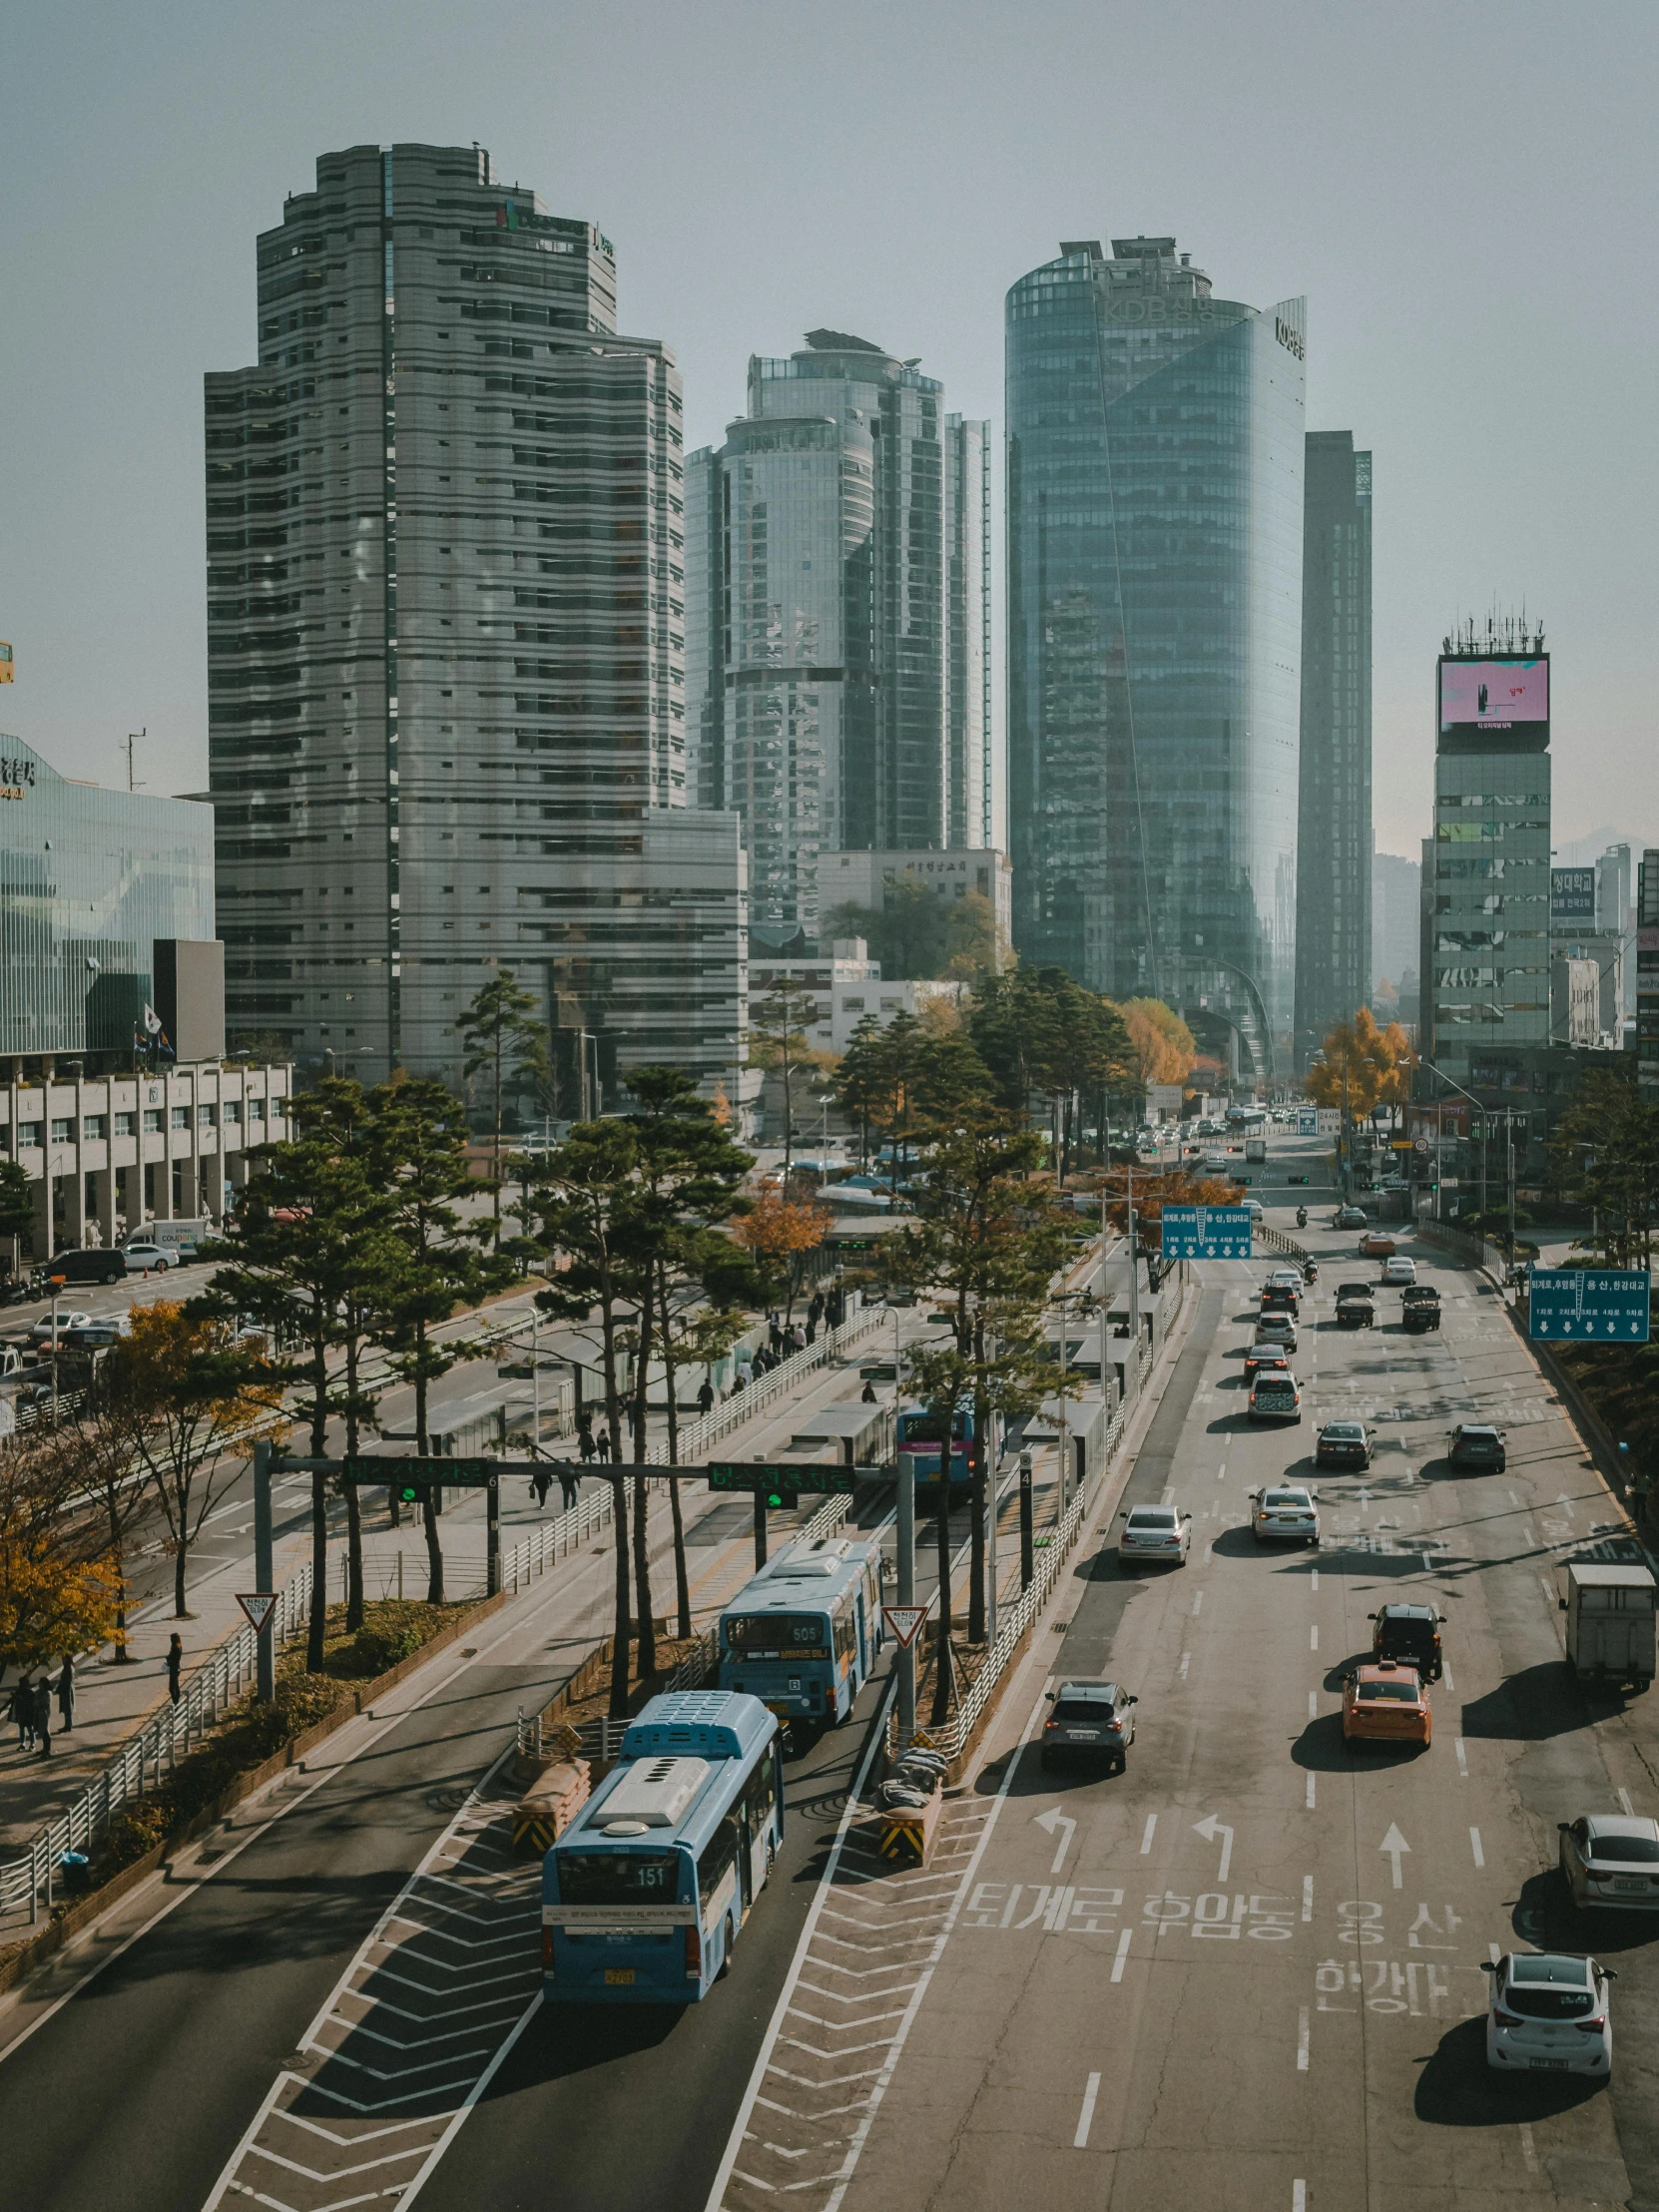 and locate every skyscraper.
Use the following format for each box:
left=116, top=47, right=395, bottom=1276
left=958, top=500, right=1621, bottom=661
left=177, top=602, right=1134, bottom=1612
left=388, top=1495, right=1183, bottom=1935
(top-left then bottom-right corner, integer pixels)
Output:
left=1005, top=238, right=1306, bottom=1080
left=686, top=334, right=990, bottom=944
left=1295, top=433, right=1373, bottom=1061
left=206, top=142, right=746, bottom=1102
